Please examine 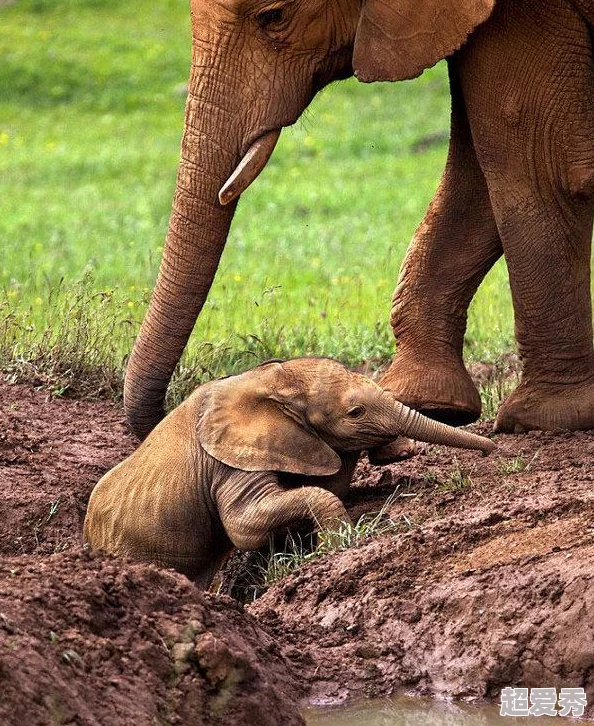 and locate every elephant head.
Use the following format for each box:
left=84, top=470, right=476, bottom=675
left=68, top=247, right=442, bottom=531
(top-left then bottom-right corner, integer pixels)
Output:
left=197, top=358, right=495, bottom=467
left=124, top=0, right=496, bottom=439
